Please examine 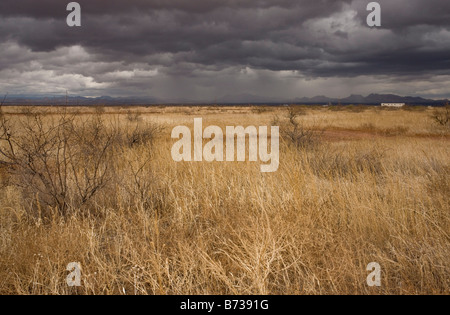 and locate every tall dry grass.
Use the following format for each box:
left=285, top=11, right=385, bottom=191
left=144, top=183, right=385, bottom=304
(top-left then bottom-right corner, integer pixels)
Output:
left=0, top=106, right=448, bottom=295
